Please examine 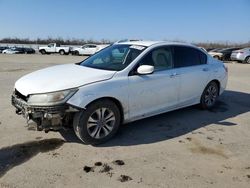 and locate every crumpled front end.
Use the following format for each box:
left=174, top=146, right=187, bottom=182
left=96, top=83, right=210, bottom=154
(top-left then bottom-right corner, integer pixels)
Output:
left=11, top=89, right=79, bottom=132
